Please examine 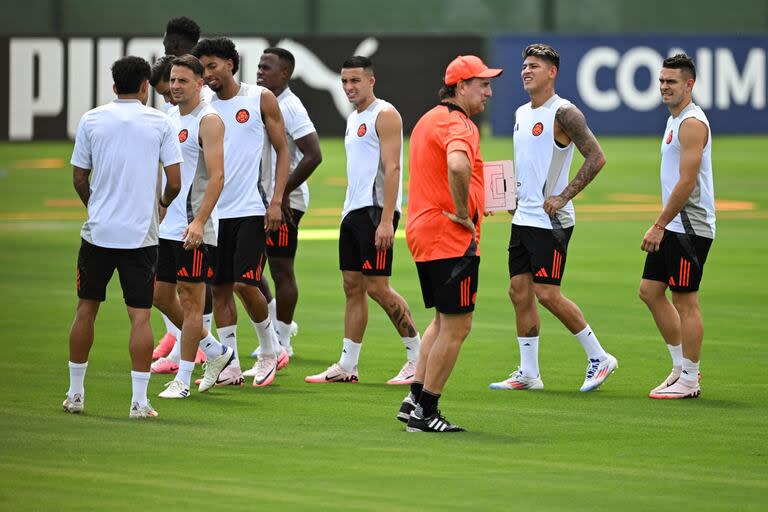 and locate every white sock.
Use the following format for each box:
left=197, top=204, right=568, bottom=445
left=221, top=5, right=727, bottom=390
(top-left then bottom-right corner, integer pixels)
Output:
left=667, top=344, right=683, bottom=368
left=203, top=313, right=213, bottom=332
left=68, top=361, right=88, bottom=398
left=267, top=299, right=277, bottom=326
left=130, top=371, right=150, bottom=407
left=518, top=337, right=540, bottom=378
left=167, top=333, right=182, bottom=363
left=177, top=360, right=195, bottom=387
left=574, top=325, right=607, bottom=361
left=339, top=338, right=361, bottom=371
left=162, top=313, right=180, bottom=339
left=402, top=334, right=420, bottom=362
left=217, top=325, right=238, bottom=361
left=252, top=318, right=277, bottom=357
left=199, top=332, right=226, bottom=360
left=275, top=320, right=292, bottom=349
left=680, top=357, right=700, bottom=384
